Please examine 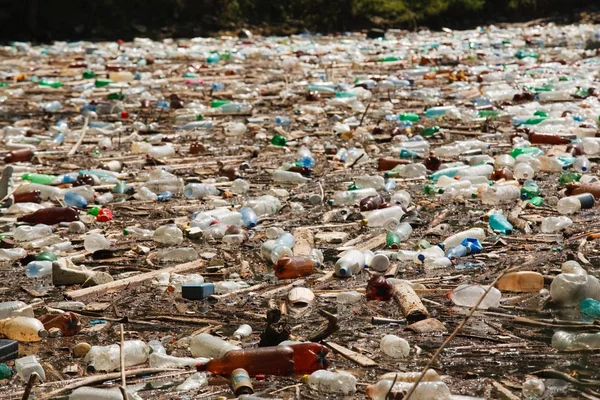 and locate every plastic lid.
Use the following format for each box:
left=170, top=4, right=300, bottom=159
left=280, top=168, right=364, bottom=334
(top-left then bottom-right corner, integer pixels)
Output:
left=370, top=254, right=390, bottom=272
left=37, top=329, right=49, bottom=339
